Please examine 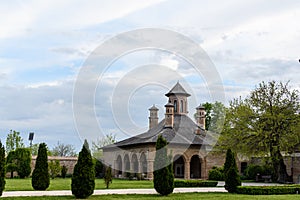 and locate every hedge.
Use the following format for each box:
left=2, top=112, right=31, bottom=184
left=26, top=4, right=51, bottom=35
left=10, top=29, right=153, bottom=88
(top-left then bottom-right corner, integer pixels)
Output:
left=174, top=180, right=218, bottom=187
left=236, top=185, right=300, bottom=195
